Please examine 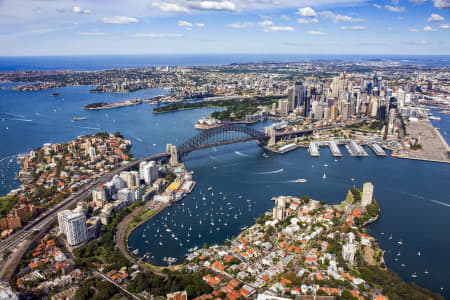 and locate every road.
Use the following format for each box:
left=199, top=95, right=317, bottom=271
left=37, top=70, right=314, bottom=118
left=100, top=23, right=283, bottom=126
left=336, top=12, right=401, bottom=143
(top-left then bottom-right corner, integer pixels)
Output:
left=94, top=271, right=140, bottom=300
